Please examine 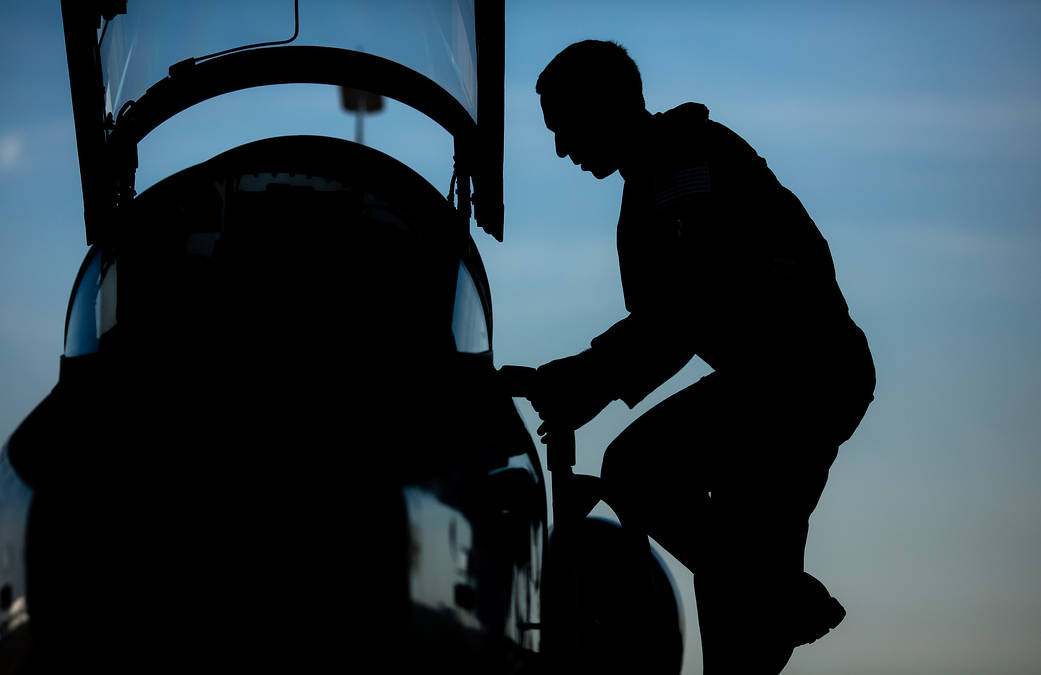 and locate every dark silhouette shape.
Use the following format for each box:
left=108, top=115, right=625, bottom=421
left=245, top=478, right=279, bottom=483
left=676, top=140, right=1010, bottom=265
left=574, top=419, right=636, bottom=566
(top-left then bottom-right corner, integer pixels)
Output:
left=529, top=40, right=875, bottom=674
left=9, top=137, right=538, bottom=674
left=500, top=365, right=684, bottom=675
